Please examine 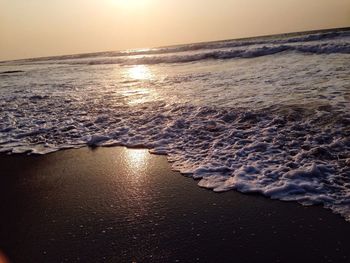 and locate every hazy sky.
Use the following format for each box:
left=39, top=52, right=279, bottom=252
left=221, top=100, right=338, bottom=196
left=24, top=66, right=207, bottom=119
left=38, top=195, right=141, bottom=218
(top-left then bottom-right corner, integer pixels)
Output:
left=1, top=0, right=349, bottom=61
